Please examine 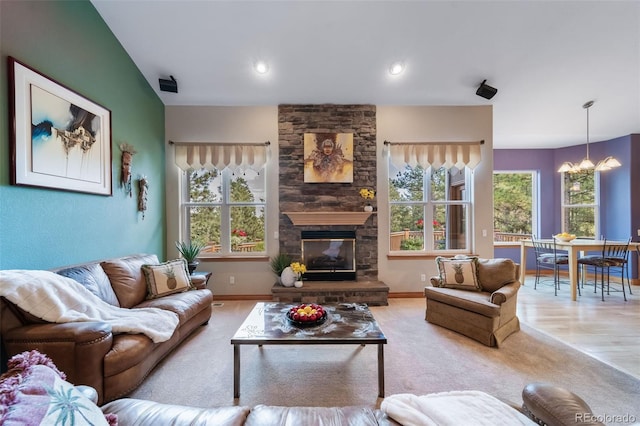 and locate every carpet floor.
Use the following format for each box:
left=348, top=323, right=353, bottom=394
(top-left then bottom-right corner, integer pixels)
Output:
left=129, top=299, right=639, bottom=425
